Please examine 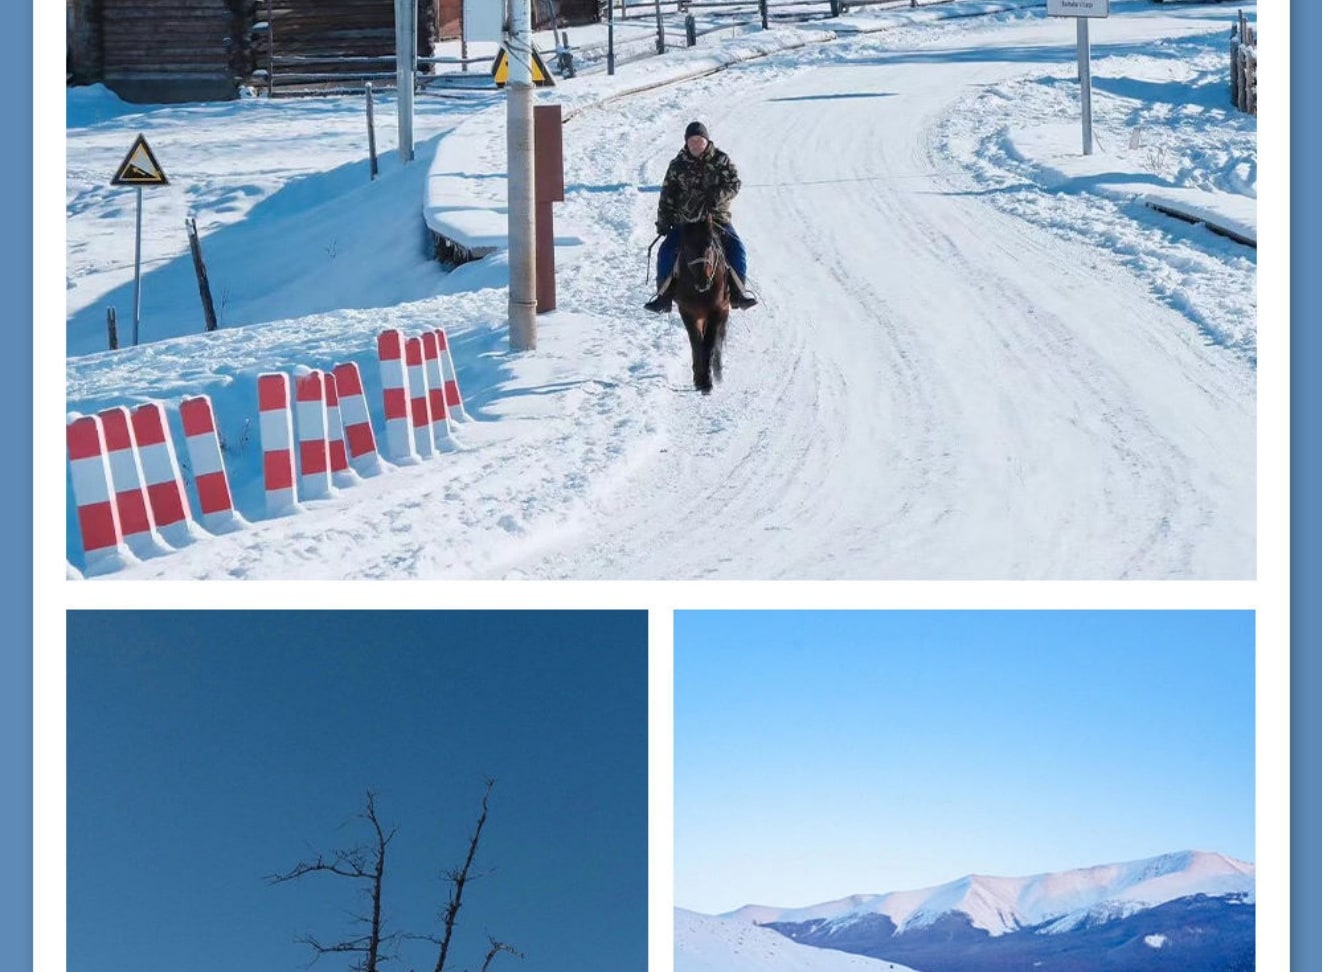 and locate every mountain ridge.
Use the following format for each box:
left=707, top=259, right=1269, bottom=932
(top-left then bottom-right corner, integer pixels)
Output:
left=720, top=849, right=1254, bottom=938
